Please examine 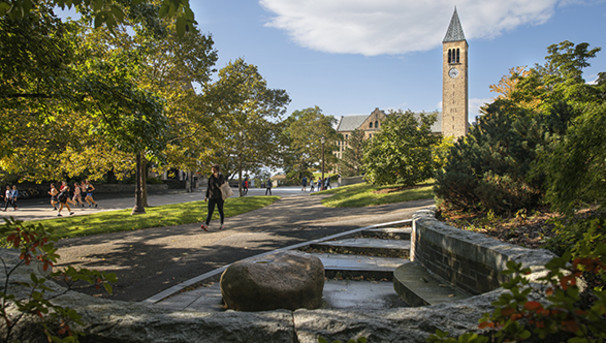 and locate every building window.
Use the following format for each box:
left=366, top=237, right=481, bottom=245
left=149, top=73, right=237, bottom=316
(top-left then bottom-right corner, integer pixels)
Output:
left=345, top=134, right=348, bottom=140
left=375, top=120, right=379, bottom=128
left=369, top=122, right=373, bottom=128
left=448, top=49, right=452, bottom=63
left=369, top=134, right=372, bottom=138
left=456, top=48, right=460, bottom=63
